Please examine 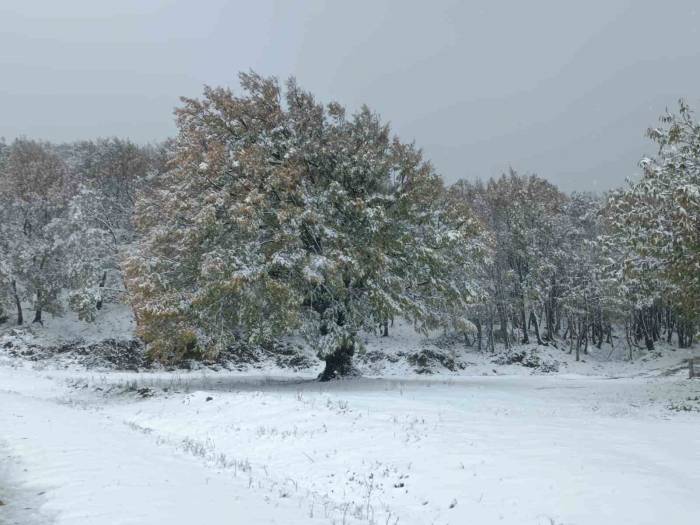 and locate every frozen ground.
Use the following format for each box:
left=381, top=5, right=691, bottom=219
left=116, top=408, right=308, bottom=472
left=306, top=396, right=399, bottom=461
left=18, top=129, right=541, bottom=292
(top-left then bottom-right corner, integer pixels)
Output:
left=1, top=313, right=699, bottom=524
left=1, top=361, right=699, bottom=524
